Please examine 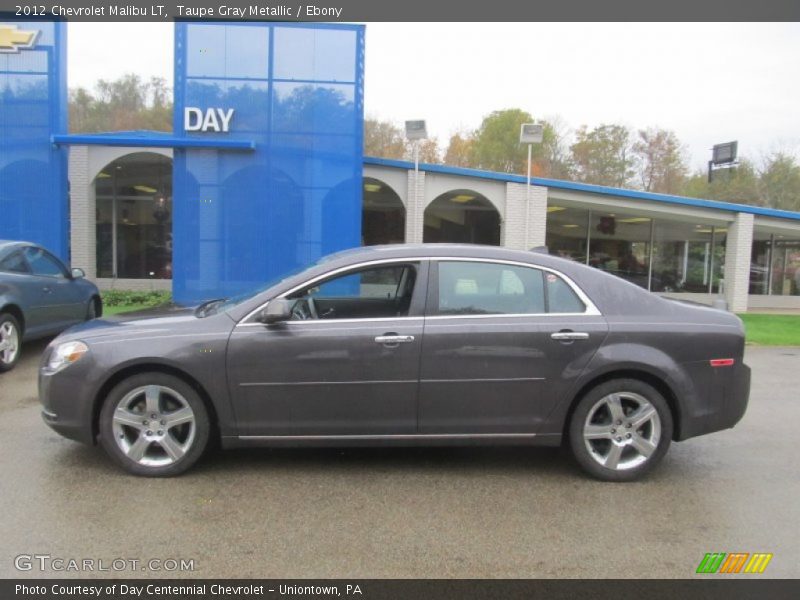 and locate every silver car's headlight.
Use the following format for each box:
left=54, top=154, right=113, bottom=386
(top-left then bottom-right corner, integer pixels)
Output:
left=46, top=341, right=89, bottom=373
